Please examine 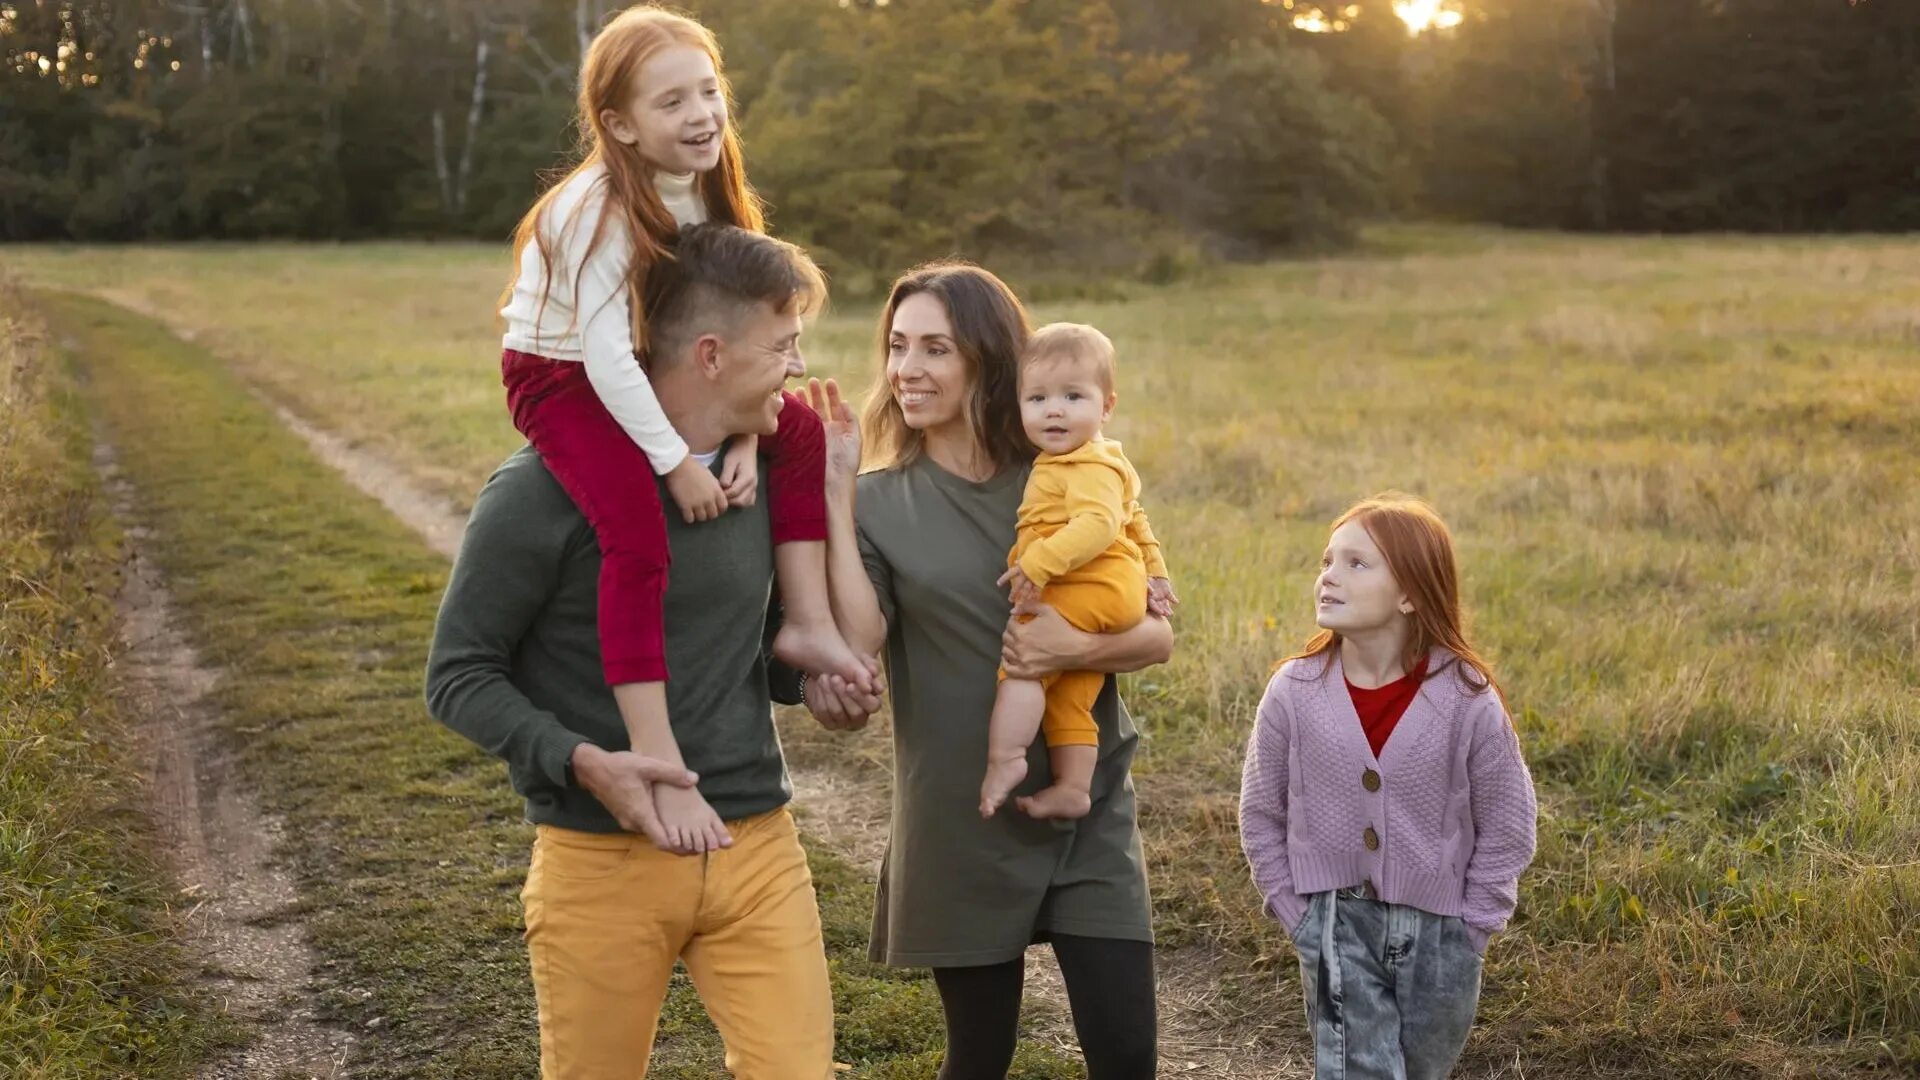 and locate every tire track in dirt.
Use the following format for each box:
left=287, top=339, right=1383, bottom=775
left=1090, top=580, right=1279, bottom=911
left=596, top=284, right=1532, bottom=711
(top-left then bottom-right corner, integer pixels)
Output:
left=98, top=436, right=356, bottom=1080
